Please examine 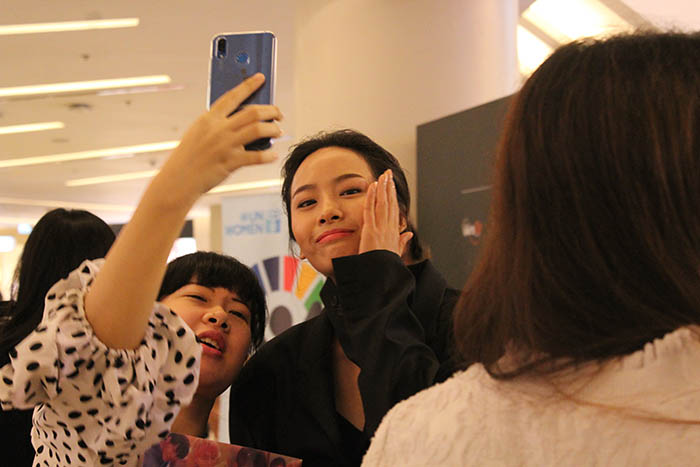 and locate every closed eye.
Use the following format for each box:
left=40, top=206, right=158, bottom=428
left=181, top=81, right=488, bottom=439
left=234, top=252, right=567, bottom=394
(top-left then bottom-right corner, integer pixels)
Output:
left=296, top=198, right=316, bottom=209
left=186, top=294, right=206, bottom=302
left=228, top=310, right=249, bottom=323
